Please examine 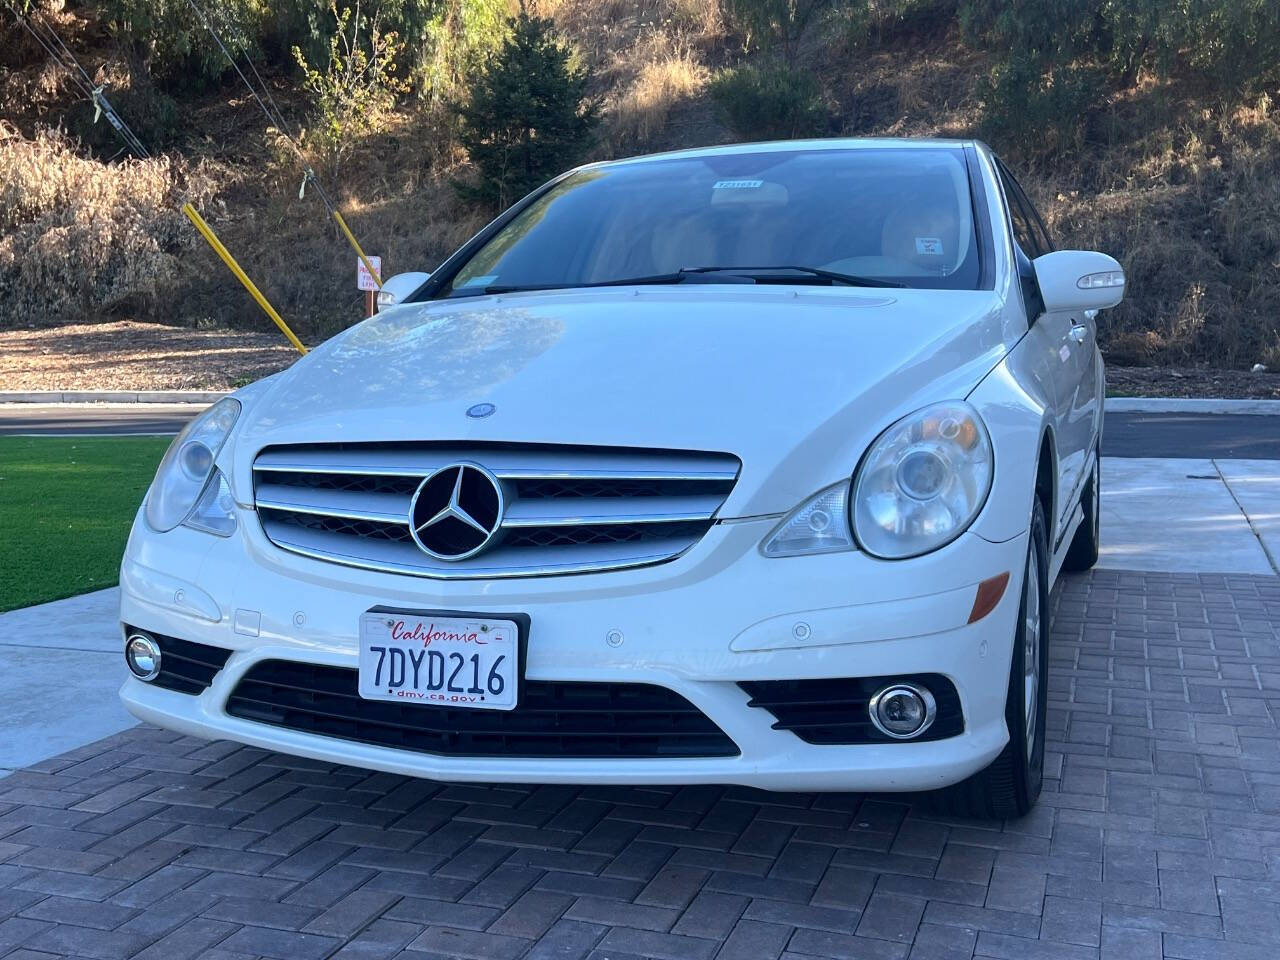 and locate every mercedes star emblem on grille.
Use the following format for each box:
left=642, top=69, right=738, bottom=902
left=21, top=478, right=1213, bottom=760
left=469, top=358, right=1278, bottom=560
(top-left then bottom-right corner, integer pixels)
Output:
left=408, top=463, right=504, bottom=560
